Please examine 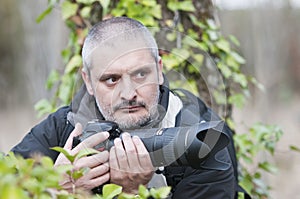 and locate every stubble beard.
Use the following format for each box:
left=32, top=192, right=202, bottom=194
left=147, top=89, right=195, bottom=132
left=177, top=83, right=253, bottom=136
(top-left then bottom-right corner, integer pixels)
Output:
left=95, top=89, right=160, bottom=130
